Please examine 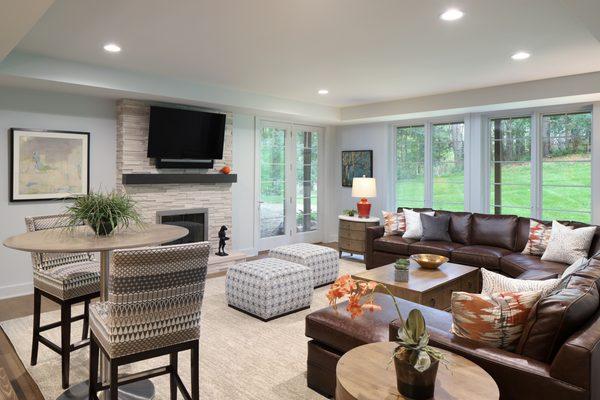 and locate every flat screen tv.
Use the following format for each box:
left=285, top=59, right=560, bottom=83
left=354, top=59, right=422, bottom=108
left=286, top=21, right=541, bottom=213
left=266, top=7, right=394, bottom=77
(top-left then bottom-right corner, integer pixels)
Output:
left=147, top=106, right=226, bottom=160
